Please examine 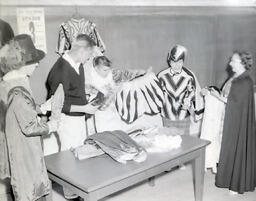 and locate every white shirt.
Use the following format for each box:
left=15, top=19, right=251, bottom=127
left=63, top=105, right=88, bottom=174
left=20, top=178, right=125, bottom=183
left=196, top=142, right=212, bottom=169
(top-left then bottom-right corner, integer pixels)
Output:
left=62, top=52, right=81, bottom=74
